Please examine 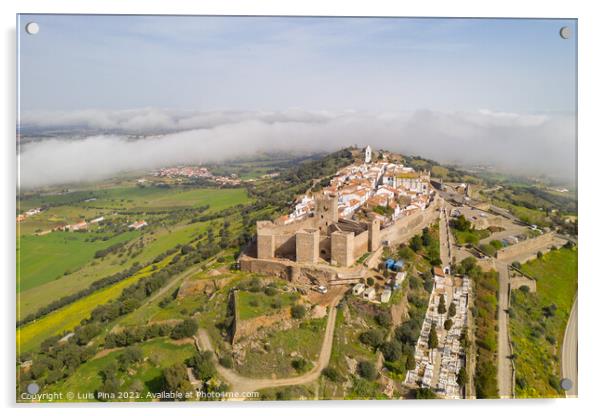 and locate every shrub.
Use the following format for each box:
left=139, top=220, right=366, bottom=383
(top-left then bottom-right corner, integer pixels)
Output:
left=322, top=366, right=344, bottom=382
left=291, top=305, right=306, bottom=319
left=218, top=355, right=233, bottom=369
left=357, top=360, right=377, bottom=380
left=444, top=319, right=453, bottom=330
left=379, top=340, right=402, bottom=362
left=375, top=311, right=392, bottom=328
left=291, top=357, right=309, bottom=372
left=448, top=302, right=456, bottom=317
left=415, top=387, right=437, bottom=399
left=406, top=354, right=416, bottom=370
left=359, top=329, right=385, bottom=349
left=171, top=318, right=199, bottom=340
